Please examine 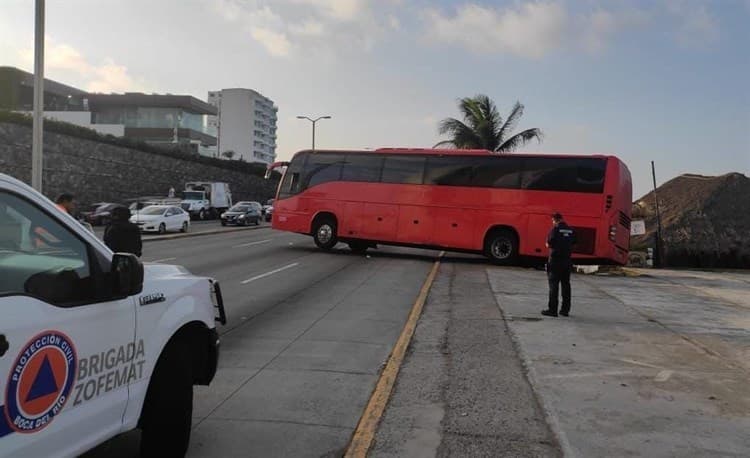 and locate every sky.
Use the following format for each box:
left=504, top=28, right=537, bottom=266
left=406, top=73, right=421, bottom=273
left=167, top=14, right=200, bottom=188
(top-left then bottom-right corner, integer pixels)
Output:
left=1, top=0, right=748, bottom=198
